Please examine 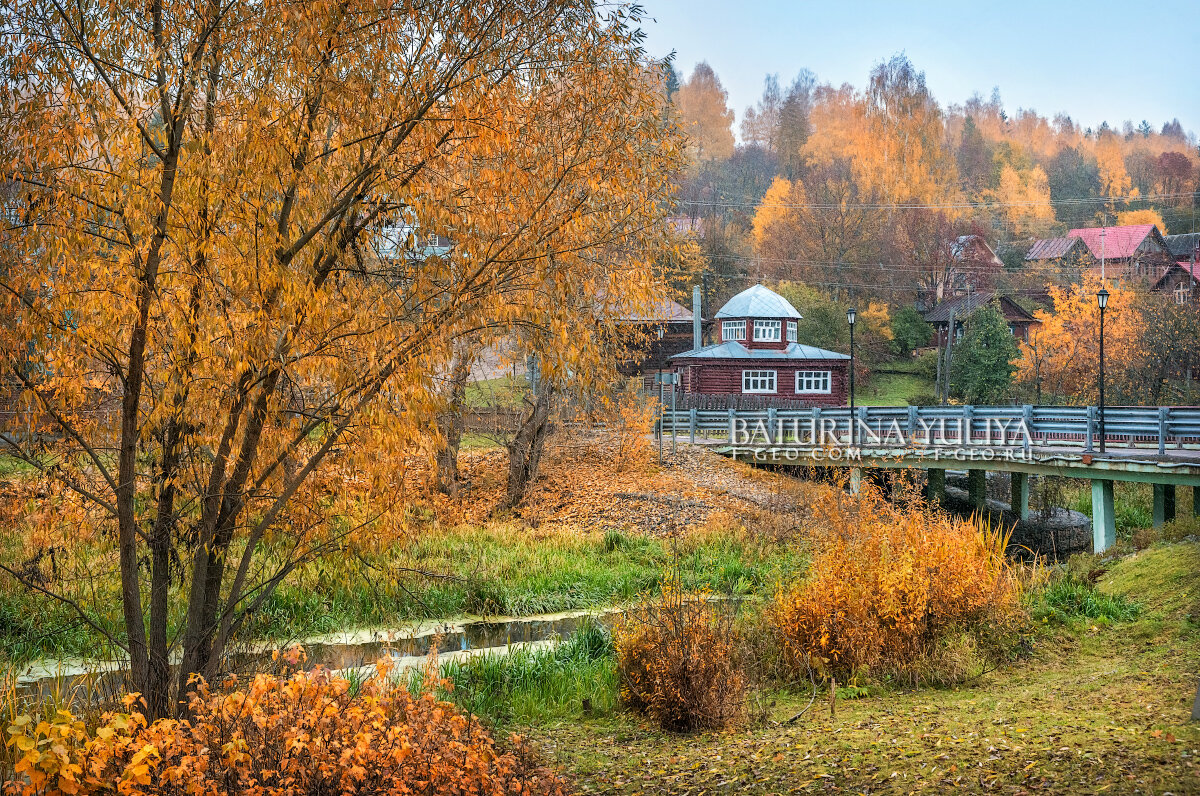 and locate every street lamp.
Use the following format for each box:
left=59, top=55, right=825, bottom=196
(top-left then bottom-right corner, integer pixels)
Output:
left=847, top=307, right=857, bottom=447
left=1097, top=288, right=1109, bottom=454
